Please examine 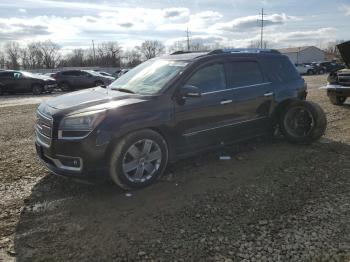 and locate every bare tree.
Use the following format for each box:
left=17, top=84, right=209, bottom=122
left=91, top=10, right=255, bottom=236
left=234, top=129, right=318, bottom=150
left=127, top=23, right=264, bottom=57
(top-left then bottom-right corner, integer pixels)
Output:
left=4, top=42, right=21, bottom=69
left=122, top=50, right=142, bottom=68
left=137, top=40, right=165, bottom=60
left=38, top=40, right=61, bottom=68
left=66, top=49, right=85, bottom=67
left=26, top=42, right=44, bottom=69
left=248, top=40, right=269, bottom=49
left=324, top=40, right=345, bottom=60
left=0, top=49, right=6, bottom=69
left=97, top=42, right=122, bottom=67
